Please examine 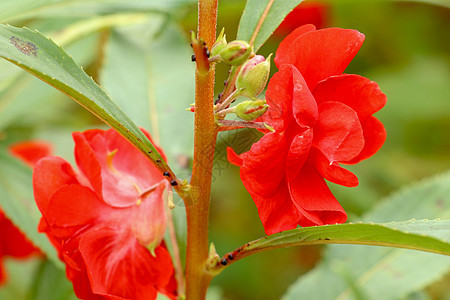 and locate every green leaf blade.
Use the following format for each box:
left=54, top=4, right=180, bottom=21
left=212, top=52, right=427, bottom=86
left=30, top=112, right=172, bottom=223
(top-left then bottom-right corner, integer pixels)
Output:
left=241, top=220, right=450, bottom=258
left=237, top=0, right=303, bottom=51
